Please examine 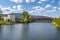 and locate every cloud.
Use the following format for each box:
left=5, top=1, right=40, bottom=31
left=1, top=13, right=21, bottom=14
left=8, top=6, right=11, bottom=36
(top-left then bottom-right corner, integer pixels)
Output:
left=38, top=0, right=48, bottom=4
left=28, top=8, right=57, bottom=16
left=0, top=5, right=24, bottom=14
left=40, top=0, right=48, bottom=2
left=30, top=0, right=35, bottom=2
left=25, top=0, right=35, bottom=3
left=28, top=10, right=35, bottom=14
left=13, top=6, right=16, bottom=9
left=1, top=7, right=13, bottom=14
left=45, top=6, right=57, bottom=13
left=45, top=4, right=51, bottom=8
left=25, top=0, right=30, bottom=3
left=33, top=6, right=45, bottom=11
left=53, top=7, right=57, bottom=9
left=45, top=7, right=57, bottom=13
left=28, top=10, right=42, bottom=16
left=11, top=0, right=35, bottom=3
left=12, top=5, right=23, bottom=10
left=58, top=7, right=60, bottom=10
left=28, top=6, right=45, bottom=15
left=31, top=6, right=57, bottom=14
left=28, top=5, right=58, bottom=16
left=2, top=7, right=11, bottom=12
left=11, top=0, right=23, bottom=3
left=38, top=1, right=42, bottom=4
left=45, top=9, right=56, bottom=13
left=12, top=5, right=24, bottom=13
left=17, top=5, right=23, bottom=10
